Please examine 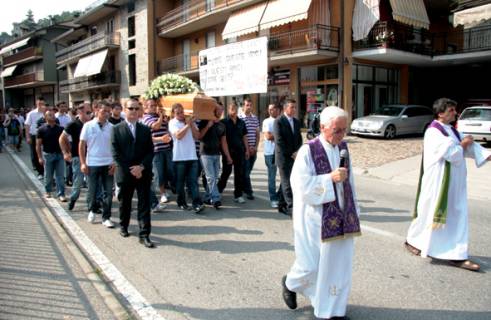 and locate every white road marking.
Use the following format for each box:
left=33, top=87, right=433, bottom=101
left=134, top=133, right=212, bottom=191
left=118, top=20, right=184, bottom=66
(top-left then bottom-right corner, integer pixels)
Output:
left=7, top=148, right=165, bottom=320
